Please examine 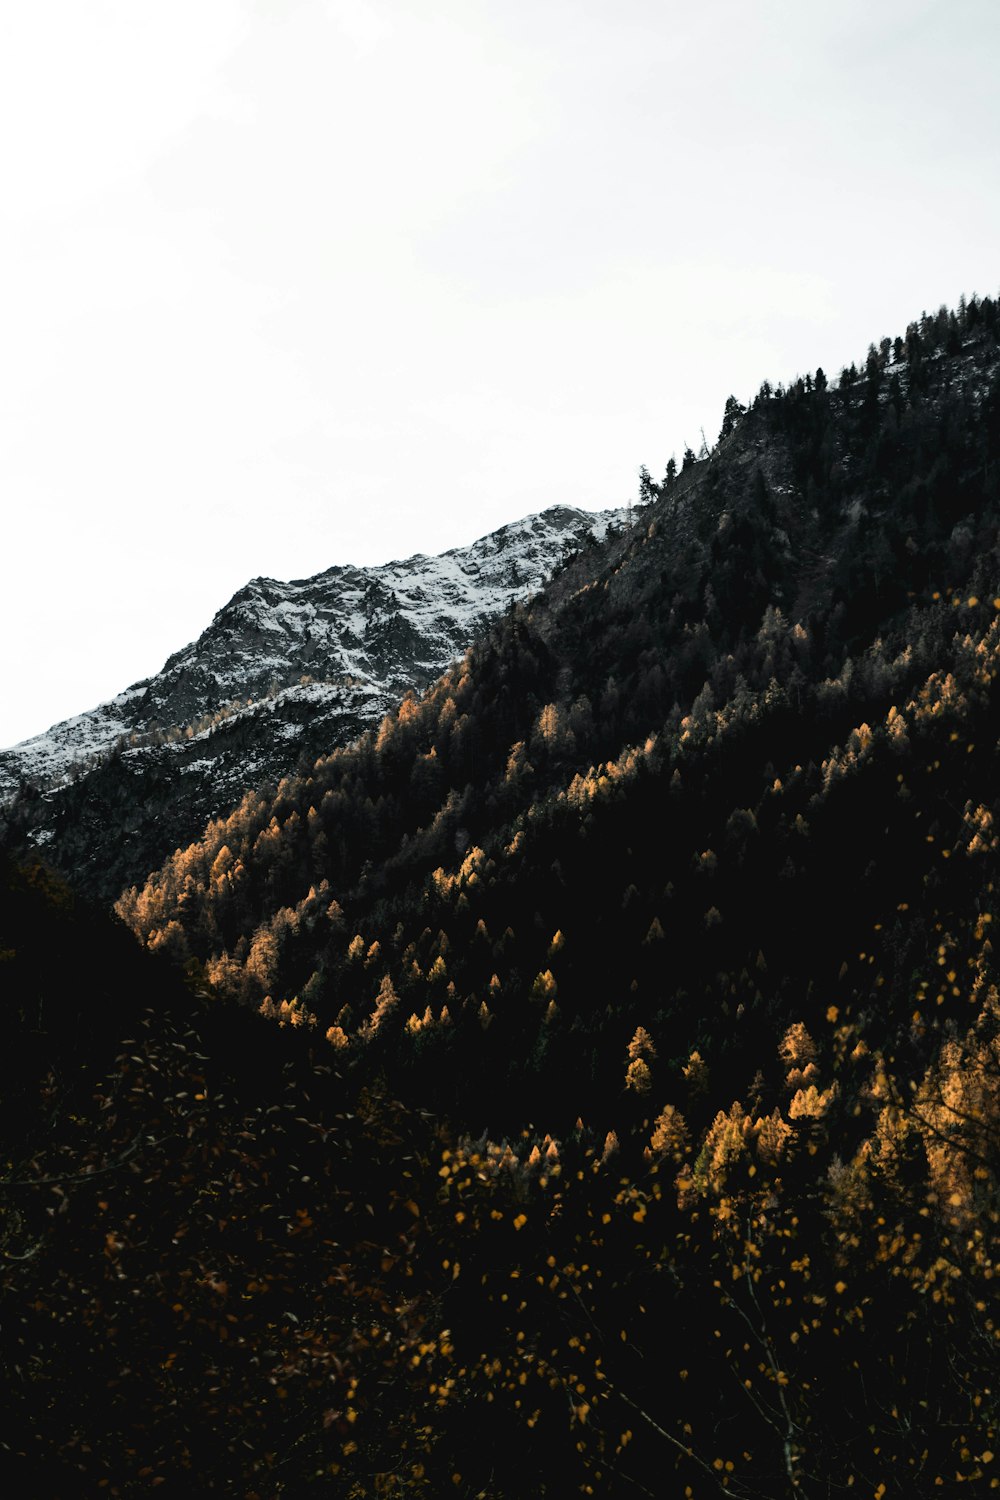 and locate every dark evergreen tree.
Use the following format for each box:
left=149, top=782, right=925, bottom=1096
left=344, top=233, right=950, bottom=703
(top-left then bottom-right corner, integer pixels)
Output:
left=719, top=394, right=745, bottom=441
